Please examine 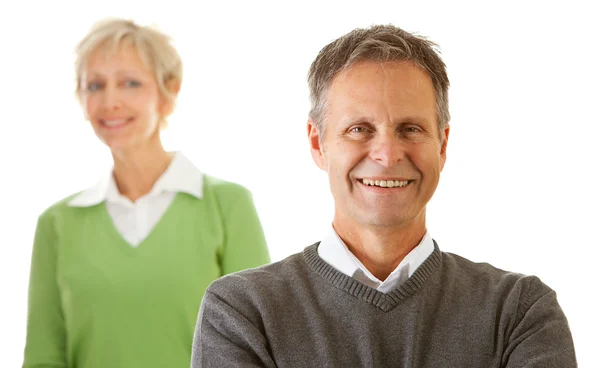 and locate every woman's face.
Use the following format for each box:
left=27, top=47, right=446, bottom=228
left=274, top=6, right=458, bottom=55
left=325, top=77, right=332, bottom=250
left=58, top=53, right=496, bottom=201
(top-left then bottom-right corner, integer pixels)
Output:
left=81, top=44, right=168, bottom=152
